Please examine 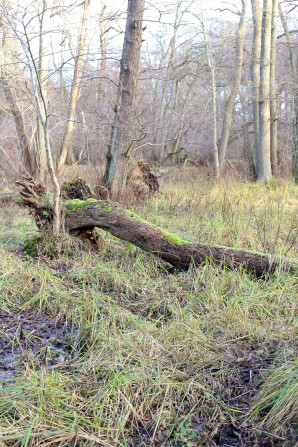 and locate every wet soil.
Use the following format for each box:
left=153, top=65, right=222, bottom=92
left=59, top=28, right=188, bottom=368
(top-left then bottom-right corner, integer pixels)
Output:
left=125, top=345, right=297, bottom=447
left=0, top=309, right=78, bottom=383
left=126, top=419, right=296, bottom=447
